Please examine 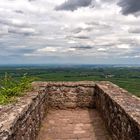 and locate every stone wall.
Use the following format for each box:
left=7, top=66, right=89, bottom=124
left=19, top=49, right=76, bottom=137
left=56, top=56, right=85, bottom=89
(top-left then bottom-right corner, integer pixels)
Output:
left=41, top=81, right=95, bottom=109
left=0, top=88, right=48, bottom=140
left=0, top=81, right=140, bottom=140
left=95, top=81, right=140, bottom=140
left=0, top=81, right=95, bottom=140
